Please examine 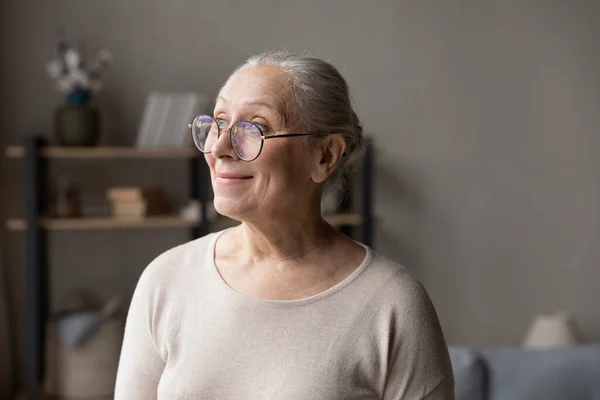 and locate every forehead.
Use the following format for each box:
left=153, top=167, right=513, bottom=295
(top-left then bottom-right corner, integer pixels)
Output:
left=217, top=66, right=292, bottom=120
